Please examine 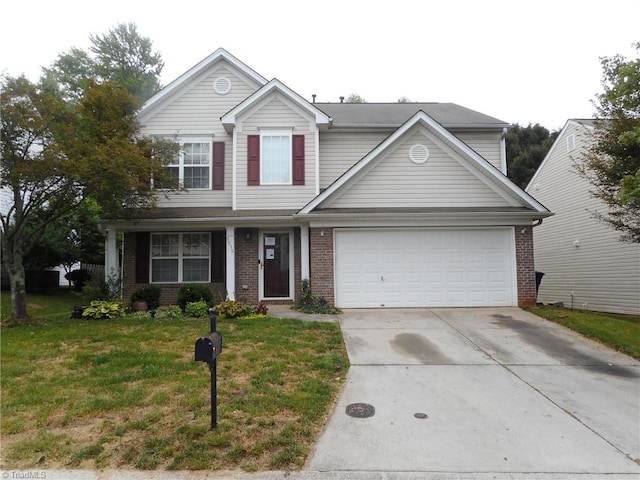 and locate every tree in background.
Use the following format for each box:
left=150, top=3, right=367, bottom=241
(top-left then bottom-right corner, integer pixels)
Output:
left=42, top=22, right=164, bottom=102
left=577, top=43, right=640, bottom=242
left=346, top=93, right=366, bottom=103
left=505, top=123, right=558, bottom=189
